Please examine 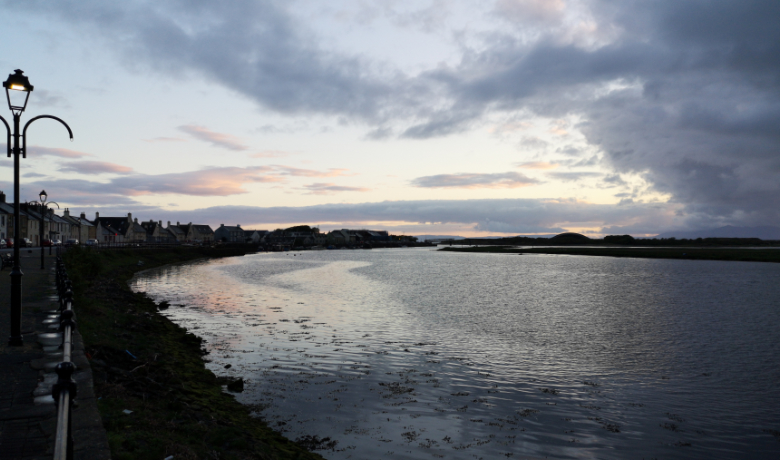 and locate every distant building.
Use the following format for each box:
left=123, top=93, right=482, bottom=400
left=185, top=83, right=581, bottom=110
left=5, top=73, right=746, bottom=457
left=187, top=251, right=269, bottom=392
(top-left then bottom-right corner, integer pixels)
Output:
left=61, top=208, right=94, bottom=242
left=243, top=229, right=268, bottom=244
left=0, top=191, right=10, bottom=240
left=92, top=212, right=145, bottom=243
left=176, top=222, right=214, bottom=243
left=215, top=224, right=244, bottom=243
left=166, top=221, right=187, bottom=242
left=141, top=220, right=177, bottom=243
